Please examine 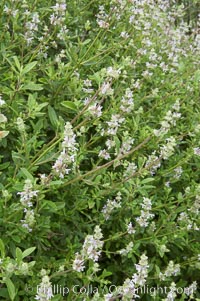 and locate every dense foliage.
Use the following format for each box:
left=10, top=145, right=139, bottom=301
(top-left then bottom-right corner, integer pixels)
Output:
left=0, top=0, right=200, bottom=300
